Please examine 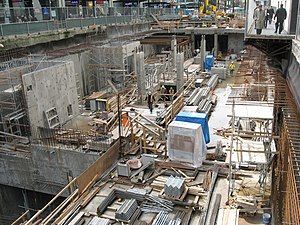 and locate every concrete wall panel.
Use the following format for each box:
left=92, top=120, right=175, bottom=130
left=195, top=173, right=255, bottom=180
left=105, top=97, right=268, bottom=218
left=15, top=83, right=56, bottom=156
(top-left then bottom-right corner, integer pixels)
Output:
left=228, top=33, right=244, bottom=53
left=0, top=145, right=100, bottom=195
left=22, top=61, right=79, bottom=133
